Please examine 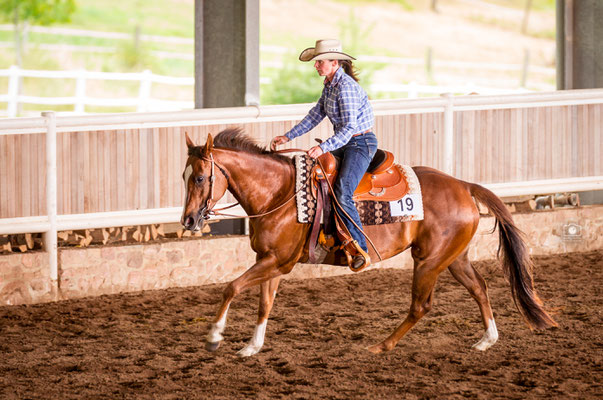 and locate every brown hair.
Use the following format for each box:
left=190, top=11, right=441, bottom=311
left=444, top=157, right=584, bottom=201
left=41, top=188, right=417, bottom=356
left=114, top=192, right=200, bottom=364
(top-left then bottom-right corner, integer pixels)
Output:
left=338, top=60, right=360, bottom=82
